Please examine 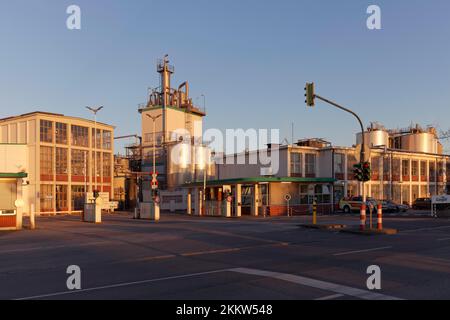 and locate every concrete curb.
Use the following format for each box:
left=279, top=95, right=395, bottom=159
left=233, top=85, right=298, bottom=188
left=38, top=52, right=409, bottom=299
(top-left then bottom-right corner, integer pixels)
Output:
left=340, top=228, right=398, bottom=235
left=299, top=224, right=347, bottom=230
